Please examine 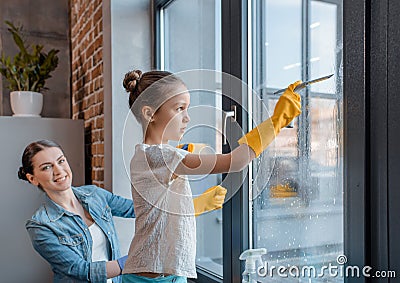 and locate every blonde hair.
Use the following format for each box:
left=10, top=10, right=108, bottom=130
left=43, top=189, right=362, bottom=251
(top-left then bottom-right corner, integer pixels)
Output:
left=123, top=70, right=186, bottom=124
